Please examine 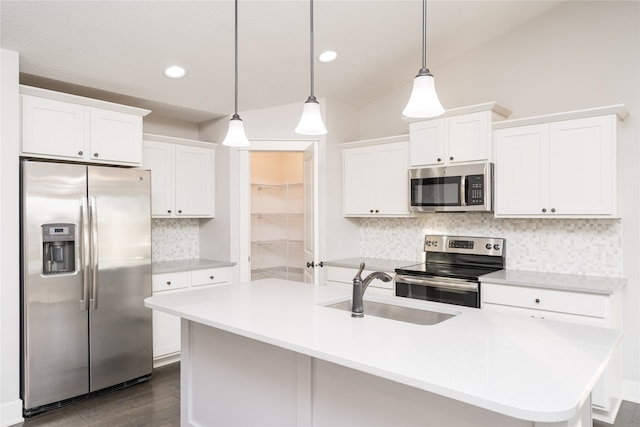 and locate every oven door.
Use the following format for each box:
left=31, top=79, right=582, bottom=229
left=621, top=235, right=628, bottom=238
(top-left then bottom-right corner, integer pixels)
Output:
left=395, top=274, right=480, bottom=308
